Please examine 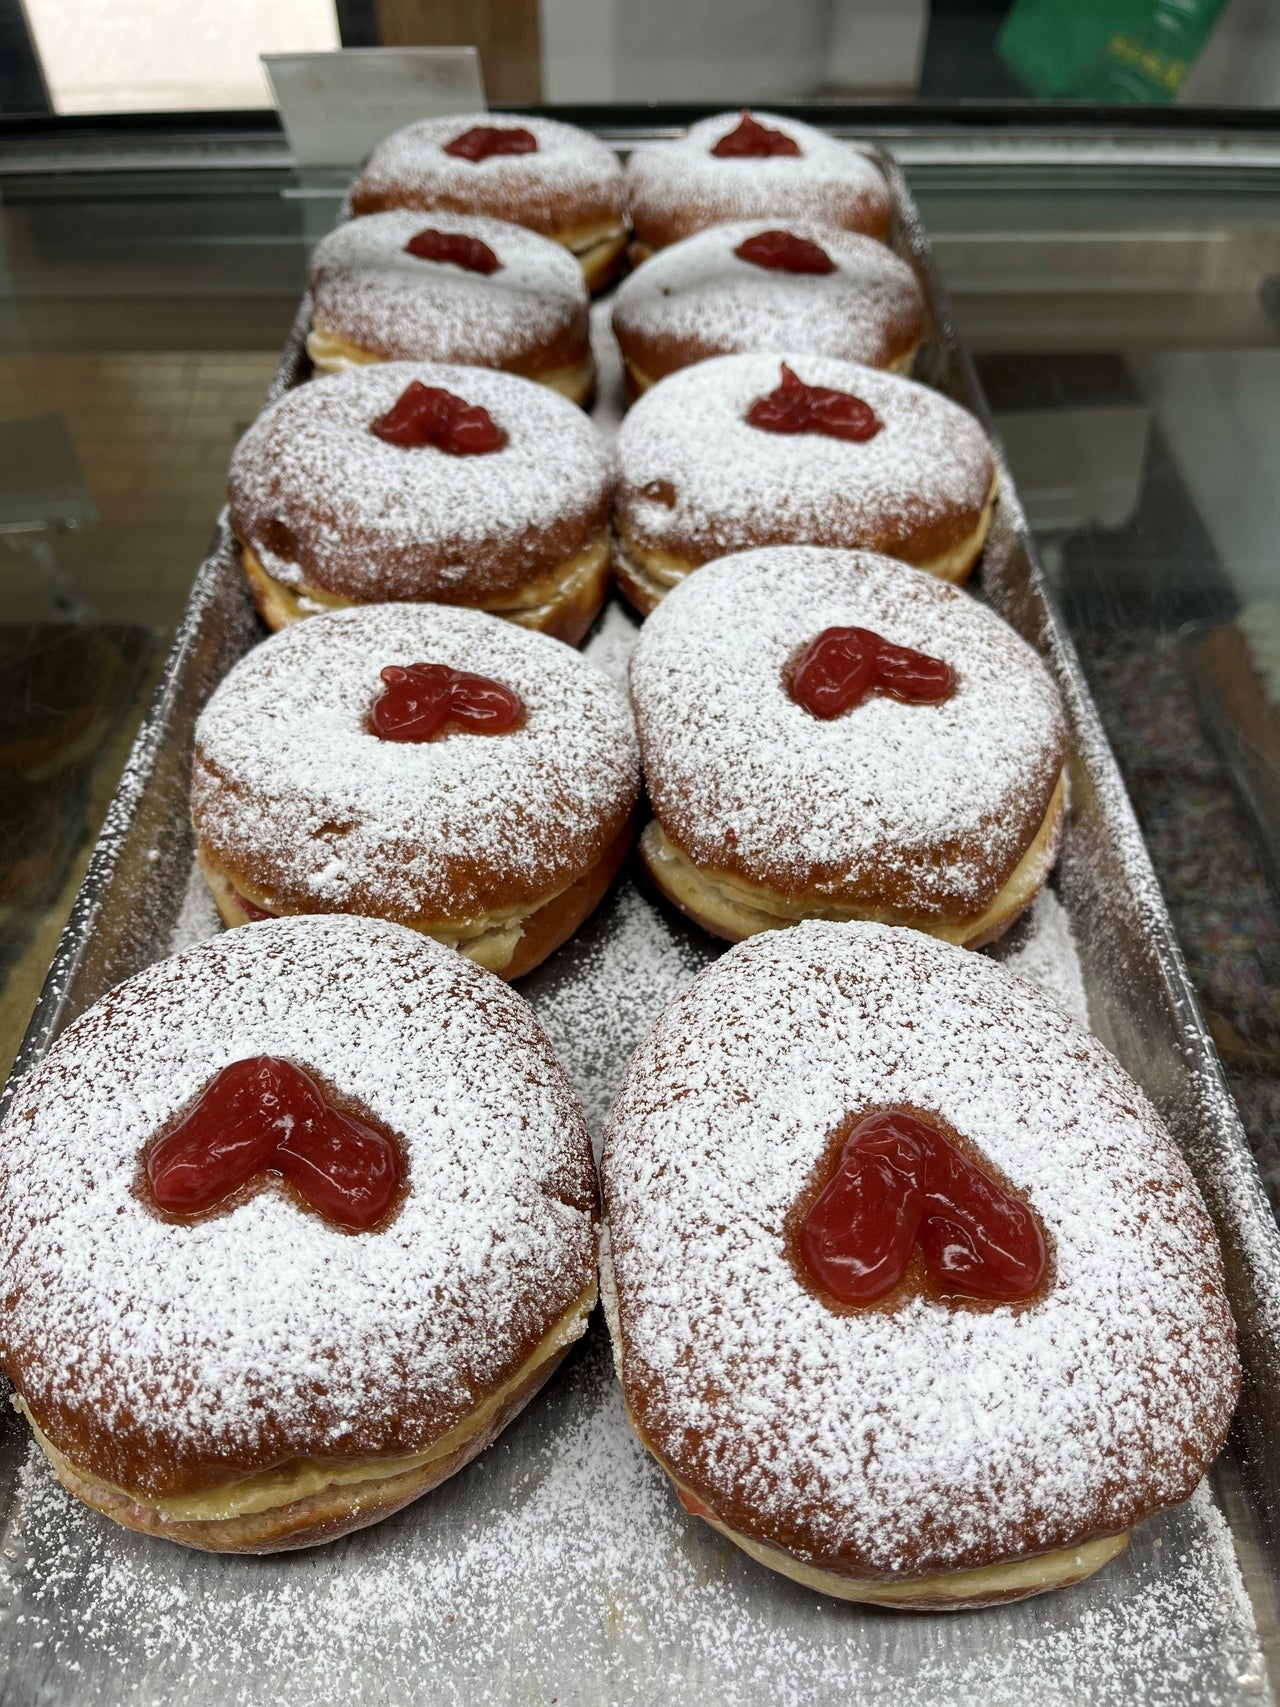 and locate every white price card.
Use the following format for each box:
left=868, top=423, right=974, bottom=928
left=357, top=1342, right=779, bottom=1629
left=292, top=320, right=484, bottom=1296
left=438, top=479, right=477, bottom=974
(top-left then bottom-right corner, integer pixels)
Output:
left=263, top=47, right=485, bottom=169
